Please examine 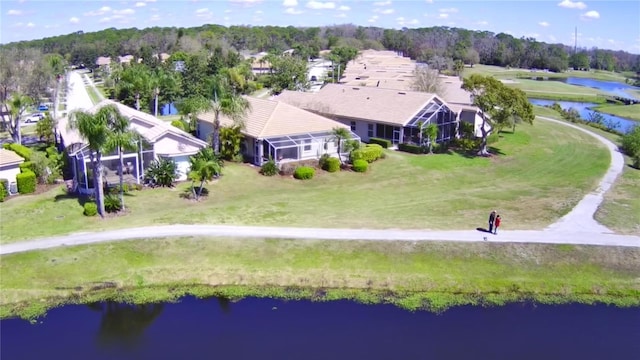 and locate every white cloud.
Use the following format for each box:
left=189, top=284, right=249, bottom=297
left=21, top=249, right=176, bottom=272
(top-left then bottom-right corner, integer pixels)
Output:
left=255, top=10, right=263, bottom=14
left=396, top=17, right=419, bottom=26
left=98, top=17, right=111, bottom=23
left=149, top=14, right=160, bottom=22
left=195, top=8, right=214, bottom=19
left=438, top=13, right=448, bottom=19
left=229, top=0, right=263, bottom=5
left=7, top=9, right=23, bottom=15
left=368, top=15, right=379, bottom=23
left=548, top=35, right=557, bottom=42
left=26, top=22, right=35, bottom=28
left=338, top=5, right=350, bottom=11
left=538, top=21, right=550, bottom=27
left=283, top=0, right=298, bottom=6
left=581, top=10, right=600, bottom=20
left=439, top=8, right=458, bottom=13
left=425, top=0, right=433, bottom=3
left=285, top=7, right=304, bottom=14
left=113, top=9, right=135, bottom=15
left=69, top=16, right=79, bottom=23
left=374, top=8, right=395, bottom=14
left=373, top=1, right=391, bottom=6
left=84, top=6, right=111, bottom=16
left=335, top=13, right=347, bottom=18
left=135, top=2, right=146, bottom=7
left=476, top=20, right=488, bottom=26
left=557, top=0, right=587, bottom=10
left=145, top=0, right=157, bottom=2
left=306, top=1, right=335, bottom=9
